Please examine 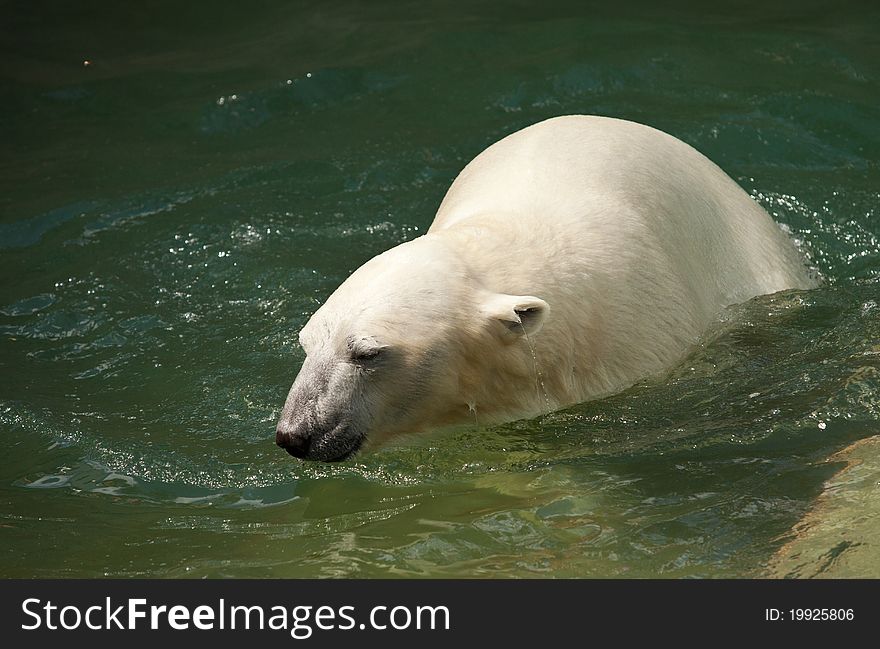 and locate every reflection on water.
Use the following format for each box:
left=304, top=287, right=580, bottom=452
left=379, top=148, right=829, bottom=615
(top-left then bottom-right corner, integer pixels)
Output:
left=1, top=0, right=879, bottom=577
left=768, top=436, right=880, bottom=578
